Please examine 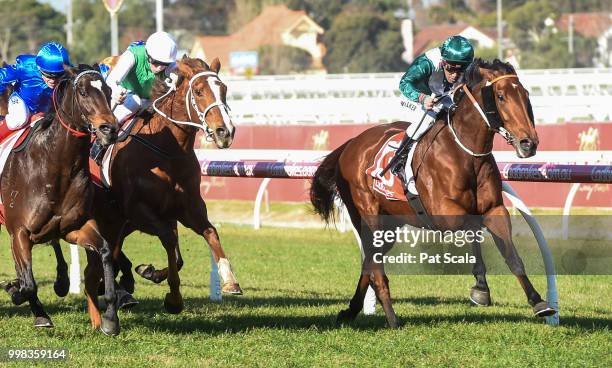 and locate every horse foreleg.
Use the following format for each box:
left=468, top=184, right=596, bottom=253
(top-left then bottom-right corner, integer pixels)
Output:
left=66, top=220, right=120, bottom=336
left=10, top=228, right=53, bottom=327
left=181, top=199, right=242, bottom=295
left=49, top=239, right=70, bottom=297
left=201, top=222, right=242, bottom=295
left=483, top=206, right=556, bottom=317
